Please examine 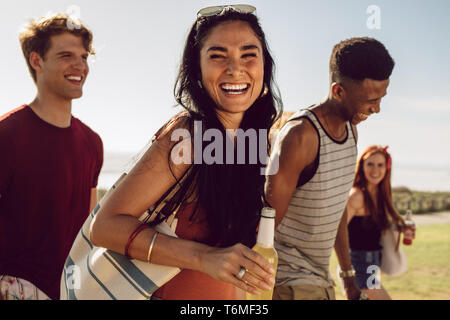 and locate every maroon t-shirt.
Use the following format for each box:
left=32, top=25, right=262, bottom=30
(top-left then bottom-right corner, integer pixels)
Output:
left=0, top=105, right=103, bottom=300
